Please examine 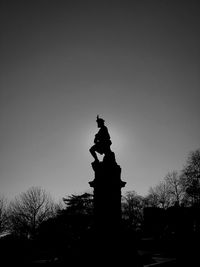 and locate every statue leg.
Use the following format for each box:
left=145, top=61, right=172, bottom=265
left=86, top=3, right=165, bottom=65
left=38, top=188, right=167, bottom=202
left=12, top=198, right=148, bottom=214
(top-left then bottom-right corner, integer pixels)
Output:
left=89, top=146, right=99, bottom=162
